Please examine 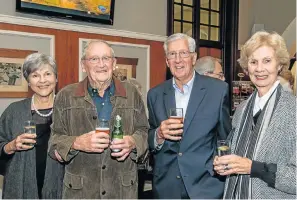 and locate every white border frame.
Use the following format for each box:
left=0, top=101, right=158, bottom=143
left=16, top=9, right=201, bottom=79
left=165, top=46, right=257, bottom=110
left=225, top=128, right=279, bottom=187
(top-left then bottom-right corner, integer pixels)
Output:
left=0, top=29, right=55, bottom=58
left=78, top=38, right=150, bottom=94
